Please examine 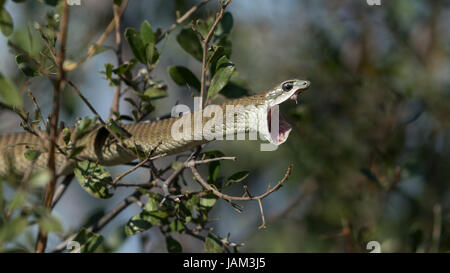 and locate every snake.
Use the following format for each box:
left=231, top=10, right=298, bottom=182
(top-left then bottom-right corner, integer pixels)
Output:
left=0, top=79, right=310, bottom=176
